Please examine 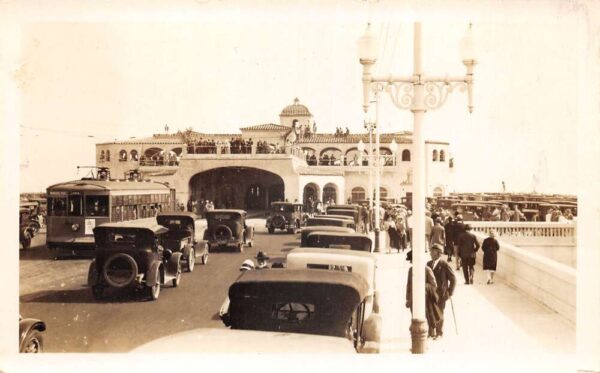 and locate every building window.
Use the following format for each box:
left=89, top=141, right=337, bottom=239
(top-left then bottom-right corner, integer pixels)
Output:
left=401, top=149, right=411, bottom=162
left=106, top=150, right=110, bottom=161
left=119, top=149, right=128, bottom=161
left=130, top=150, right=139, bottom=161
left=351, top=187, right=366, bottom=203
left=432, top=150, right=438, bottom=162
left=439, top=150, right=445, bottom=162
left=379, top=187, right=388, bottom=200
left=100, top=150, right=105, bottom=162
